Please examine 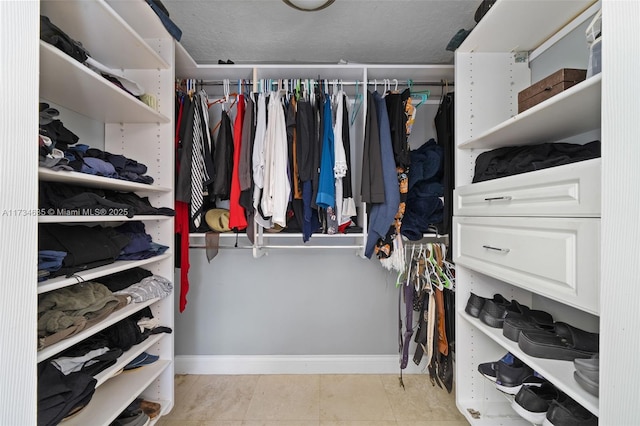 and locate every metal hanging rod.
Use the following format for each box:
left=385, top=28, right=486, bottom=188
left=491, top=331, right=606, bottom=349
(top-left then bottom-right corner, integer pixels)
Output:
left=188, top=79, right=453, bottom=87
